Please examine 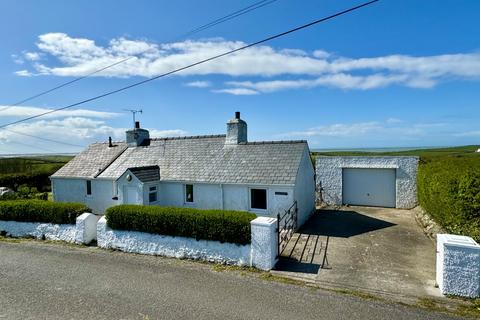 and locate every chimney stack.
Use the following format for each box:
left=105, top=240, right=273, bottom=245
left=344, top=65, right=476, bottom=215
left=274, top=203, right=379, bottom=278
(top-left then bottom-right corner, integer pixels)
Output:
left=126, top=121, right=150, bottom=147
left=225, top=111, right=247, bottom=145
